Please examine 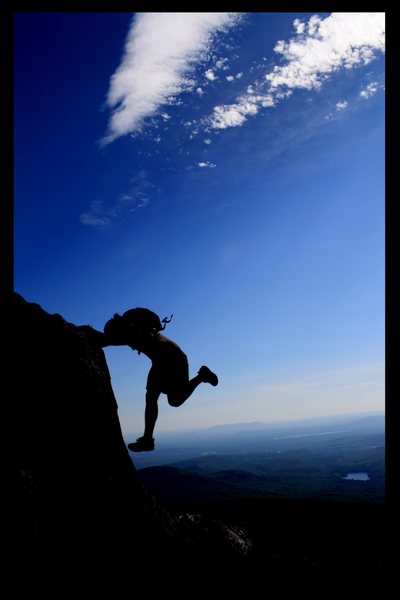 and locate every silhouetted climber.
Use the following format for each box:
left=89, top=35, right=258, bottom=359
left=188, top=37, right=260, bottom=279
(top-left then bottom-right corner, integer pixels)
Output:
left=102, top=308, right=218, bottom=452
